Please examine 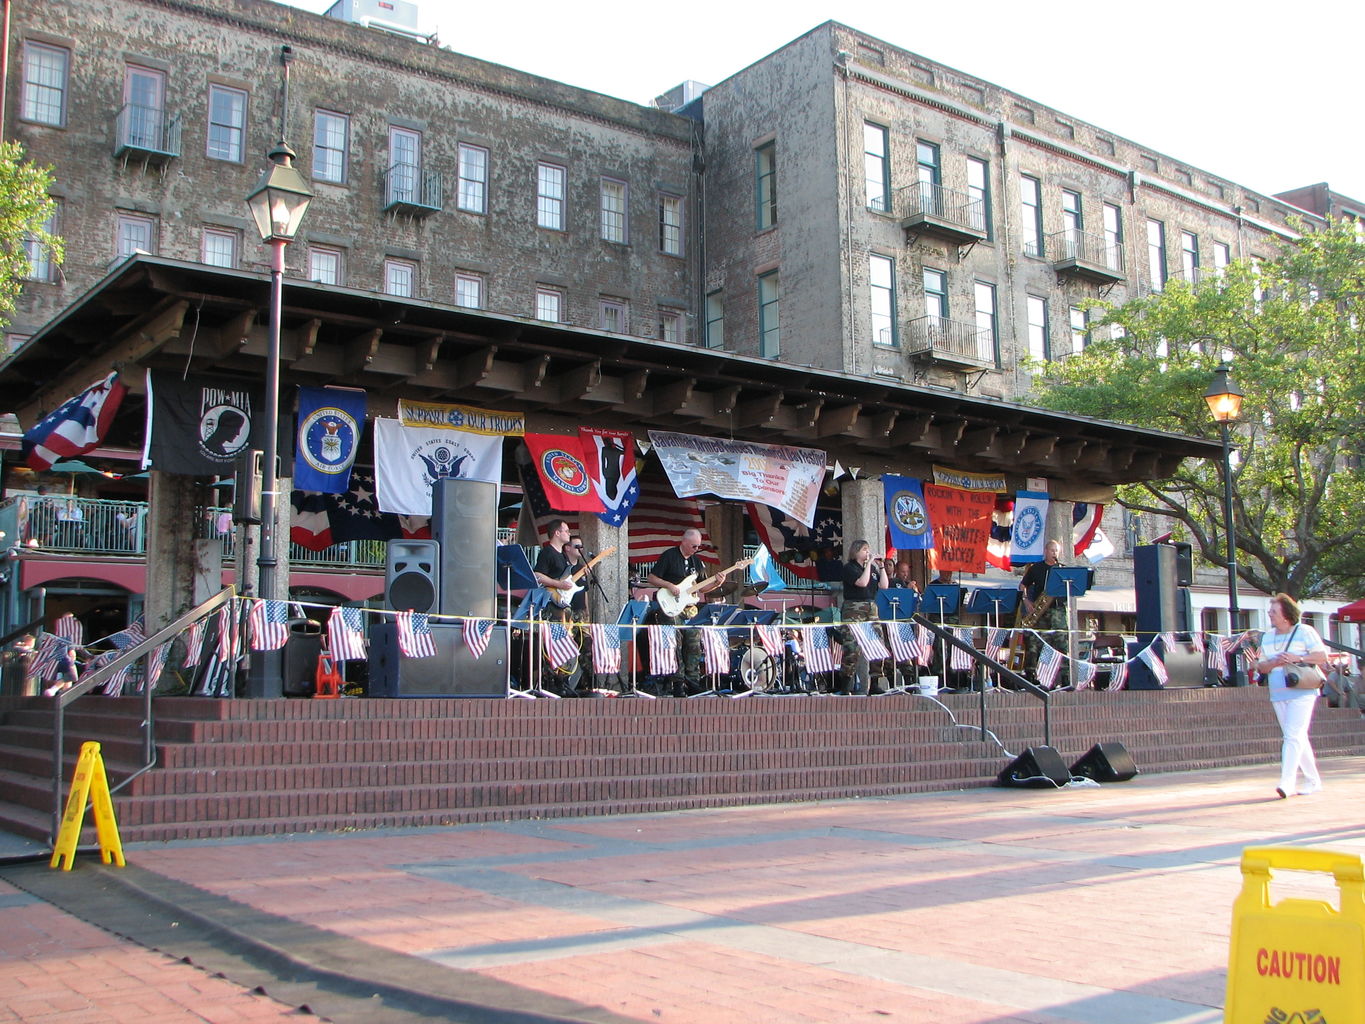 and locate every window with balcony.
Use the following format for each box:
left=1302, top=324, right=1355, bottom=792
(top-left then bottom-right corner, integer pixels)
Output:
left=1020, top=175, right=1043, bottom=257
left=1027, top=295, right=1049, bottom=362
left=599, top=298, right=628, bottom=333
left=115, top=213, right=156, bottom=259
left=869, top=253, right=897, bottom=348
left=915, top=140, right=941, bottom=213
left=457, top=143, right=488, bottom=213
left=1061, top=189, right=1082, bottom=246
left=974, top=282, right=998, bottom=363
left=535, top=287, right=563, bottom=323
left=758, top=270, right=780, bottom=357
left=21, top=41, right=68, bottom=126
left=864, top=123, right=890, bottom=212
left=201, top=227, right=239, bottom=268
left=313, top=109, right=349, bottom=184
left=384, top=258, right=416, bottom=297
left=388, top=127, right=421, bottom=202
left=600, top=178, right=628, bottom=243
left=121, top=64, right=175, bottom=156
left=705, top=290, right=724, bottom=350
left=966, top=157, right=991, bottom=238
left=206, top=84, right=246, bottom=162
left=1103, top=202, right=1123, bottom=271
left=659, top=194, right=683, bottom=255
left=755, top=142, right=777, bottom=230
left=308, top=245, right=343, bottom=285
left=1147, top=218, right=1168, bottom=290
left=659, top=309, right=683, bottom=344
left=455, top=273, right=484, bottom=309
left=537, top=162, right=566, bottom=230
